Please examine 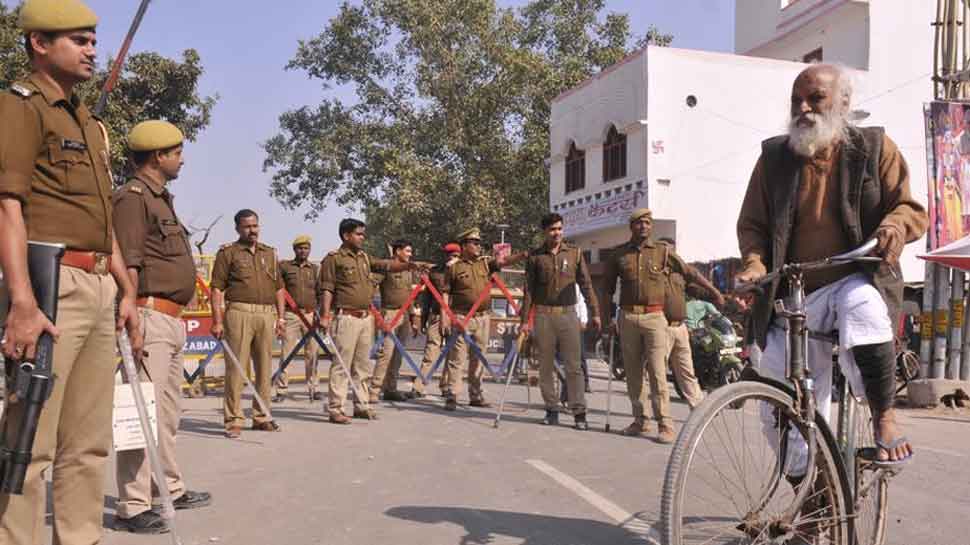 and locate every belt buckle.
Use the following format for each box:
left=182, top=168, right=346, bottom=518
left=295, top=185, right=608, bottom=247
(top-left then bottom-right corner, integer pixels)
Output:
left=93, top=254, right=108, bottom=275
